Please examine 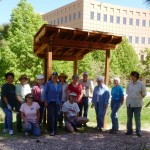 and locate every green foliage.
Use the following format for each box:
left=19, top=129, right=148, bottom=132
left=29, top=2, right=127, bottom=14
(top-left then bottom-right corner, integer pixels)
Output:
left=7, top=0, right=46, bottom=82
left=110, top=38, right=139, bottom=77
